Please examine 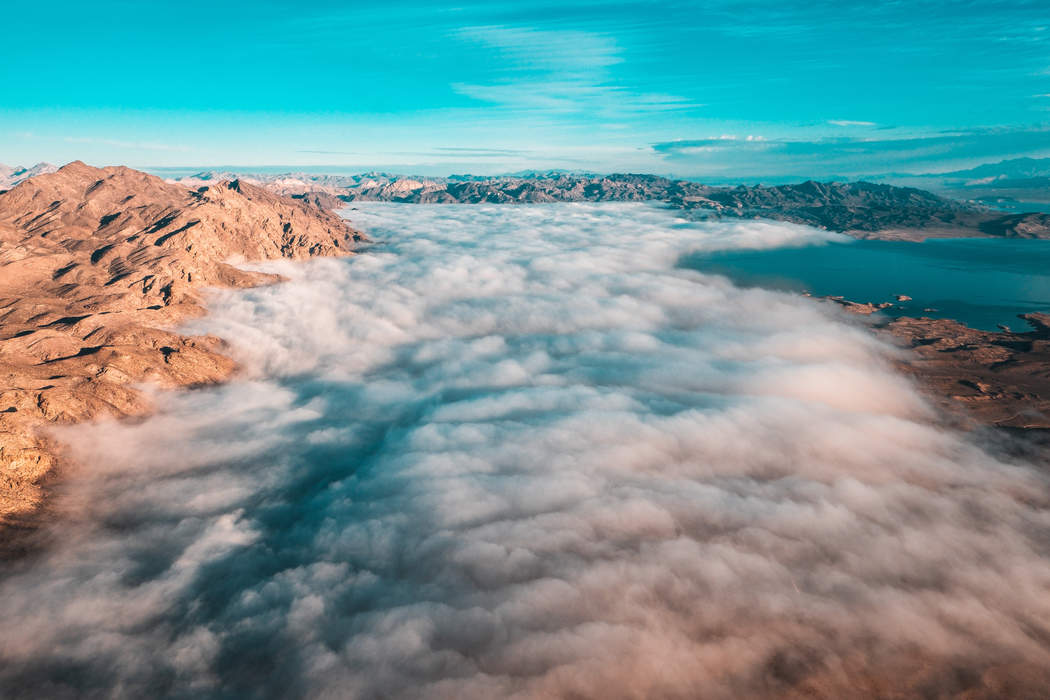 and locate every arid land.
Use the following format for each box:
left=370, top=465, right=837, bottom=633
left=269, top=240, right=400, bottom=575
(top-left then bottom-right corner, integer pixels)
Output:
left=0, top=162, right=364, bottom=532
